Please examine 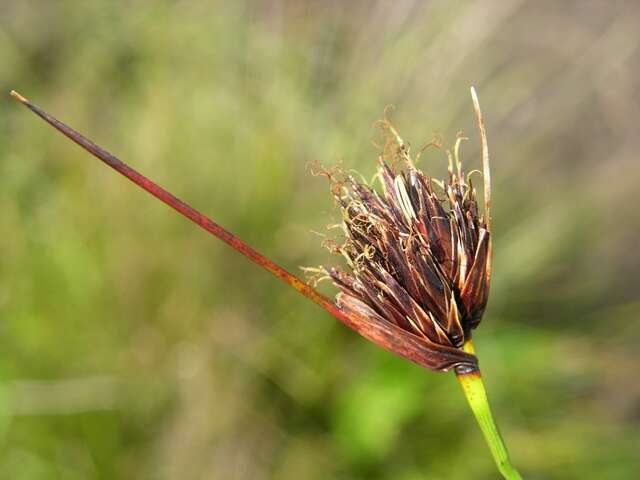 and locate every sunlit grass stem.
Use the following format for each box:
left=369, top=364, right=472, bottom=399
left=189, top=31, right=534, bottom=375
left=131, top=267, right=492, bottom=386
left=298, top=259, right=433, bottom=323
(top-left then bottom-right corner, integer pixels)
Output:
left=457, top=340, right=522, bottom=480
